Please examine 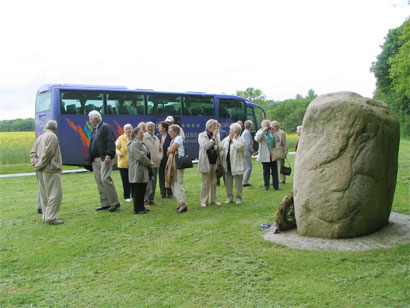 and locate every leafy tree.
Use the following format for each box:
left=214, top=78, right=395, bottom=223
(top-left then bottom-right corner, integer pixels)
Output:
left=0, top=118, right=34, bottom=132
